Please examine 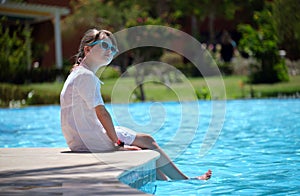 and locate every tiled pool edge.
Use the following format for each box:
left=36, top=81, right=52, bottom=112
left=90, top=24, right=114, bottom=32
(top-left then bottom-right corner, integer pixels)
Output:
left=118, top=156, right=157, bottom=194
left=0, top=148, right=160, bottom=195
